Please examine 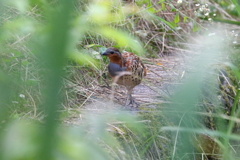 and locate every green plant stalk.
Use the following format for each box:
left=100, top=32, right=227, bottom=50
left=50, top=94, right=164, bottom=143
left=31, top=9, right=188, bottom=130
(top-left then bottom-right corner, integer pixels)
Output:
left=223, top=88, right=240, bottom=159
left=200, top=17, right=240, bottom=25
left=171, top=112, right=186, bottom=160
left=38, top=1, right=74, bottom=160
